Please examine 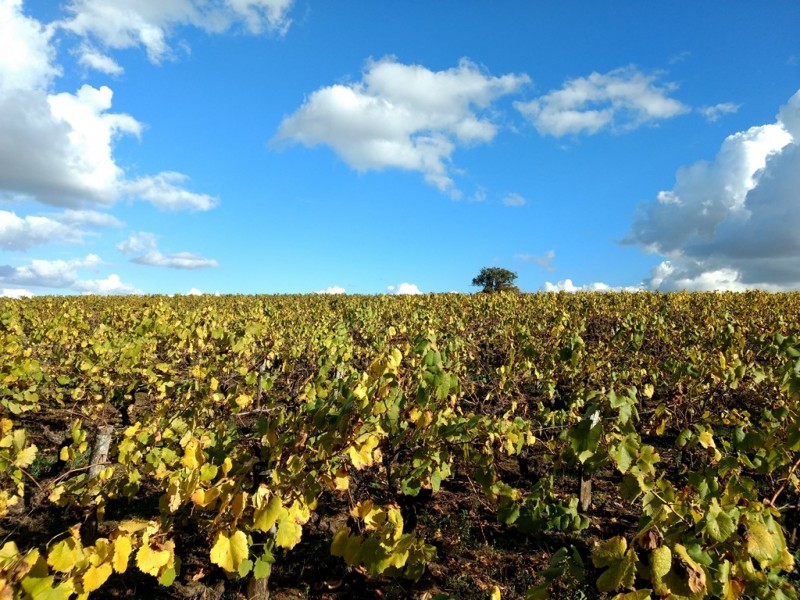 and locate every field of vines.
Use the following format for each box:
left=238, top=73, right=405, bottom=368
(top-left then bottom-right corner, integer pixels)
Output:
left=2, top=292, right=800, bottom=599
